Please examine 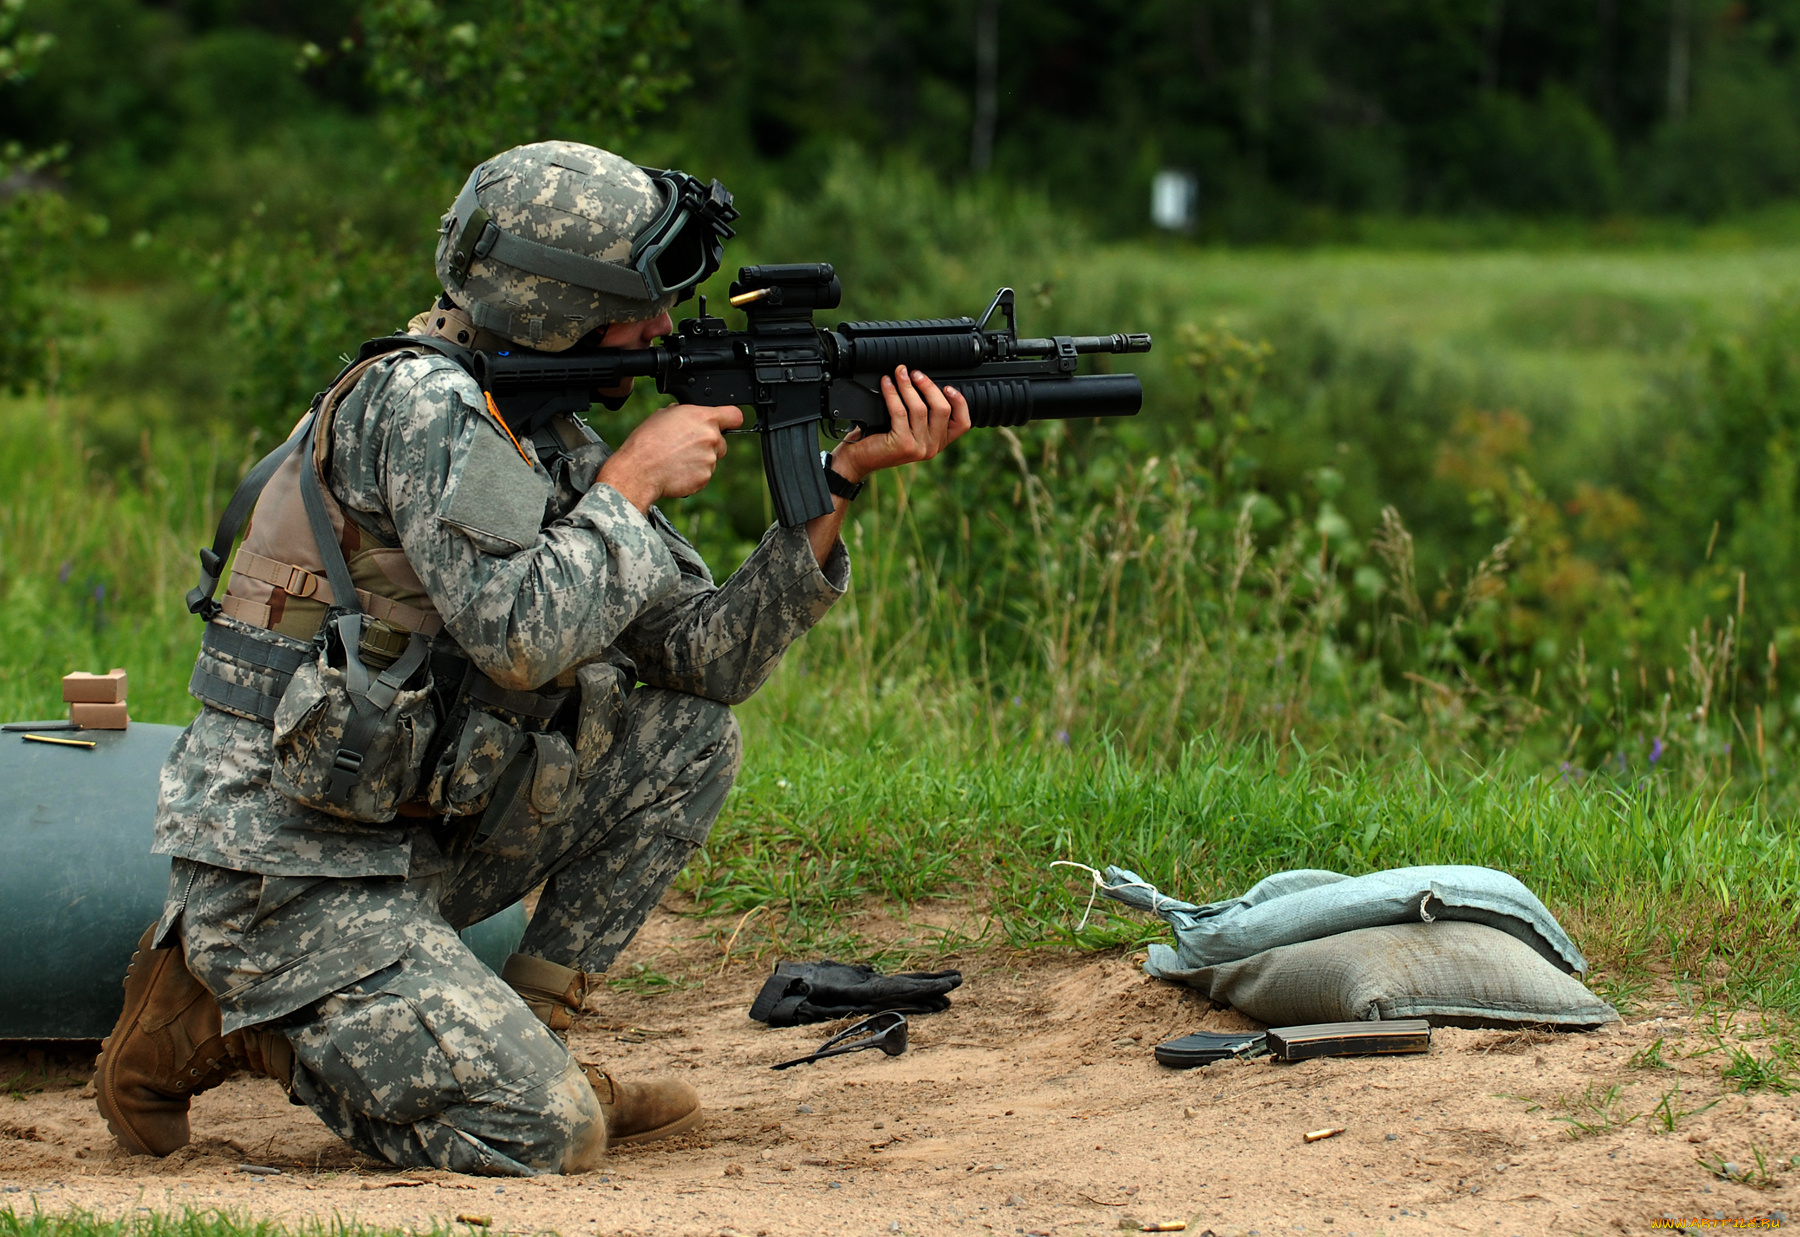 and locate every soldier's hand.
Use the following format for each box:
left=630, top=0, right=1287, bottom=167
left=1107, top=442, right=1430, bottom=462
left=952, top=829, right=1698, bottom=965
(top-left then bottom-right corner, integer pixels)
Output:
left=830, top=365, right=972, bottom=484
left=598, top=402, right=744, bottom=511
